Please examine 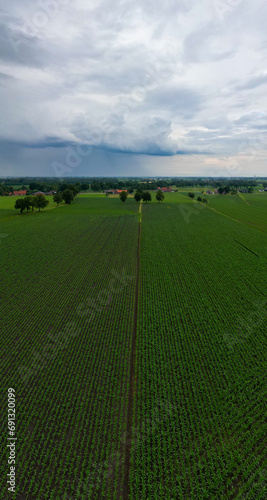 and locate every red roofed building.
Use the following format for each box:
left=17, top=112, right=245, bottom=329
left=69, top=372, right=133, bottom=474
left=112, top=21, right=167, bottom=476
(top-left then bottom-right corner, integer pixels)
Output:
left=157, top=187, right=171, bottom=192
left=13, top=190, right=27, bottom=196
left=114, top=189, right=127, bottom=194
left=33, top=191, right=46, bottom=195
